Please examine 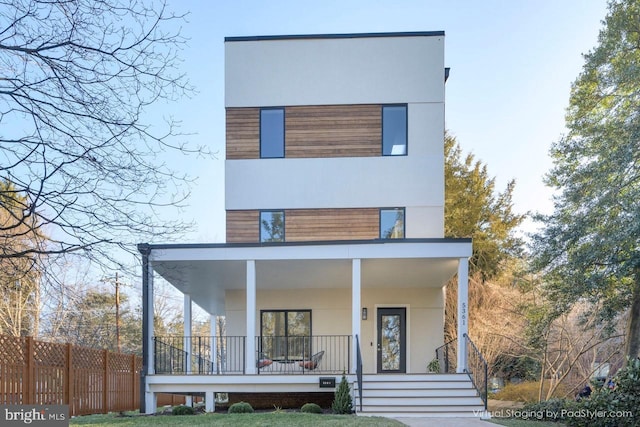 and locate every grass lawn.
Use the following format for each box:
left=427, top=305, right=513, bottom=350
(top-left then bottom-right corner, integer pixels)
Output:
left=70, top=412, right=406, bottom=427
